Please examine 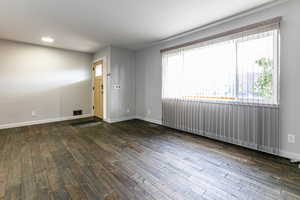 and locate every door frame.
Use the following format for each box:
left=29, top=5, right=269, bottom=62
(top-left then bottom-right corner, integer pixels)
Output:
left=92, top=57, right=107, bottom=120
